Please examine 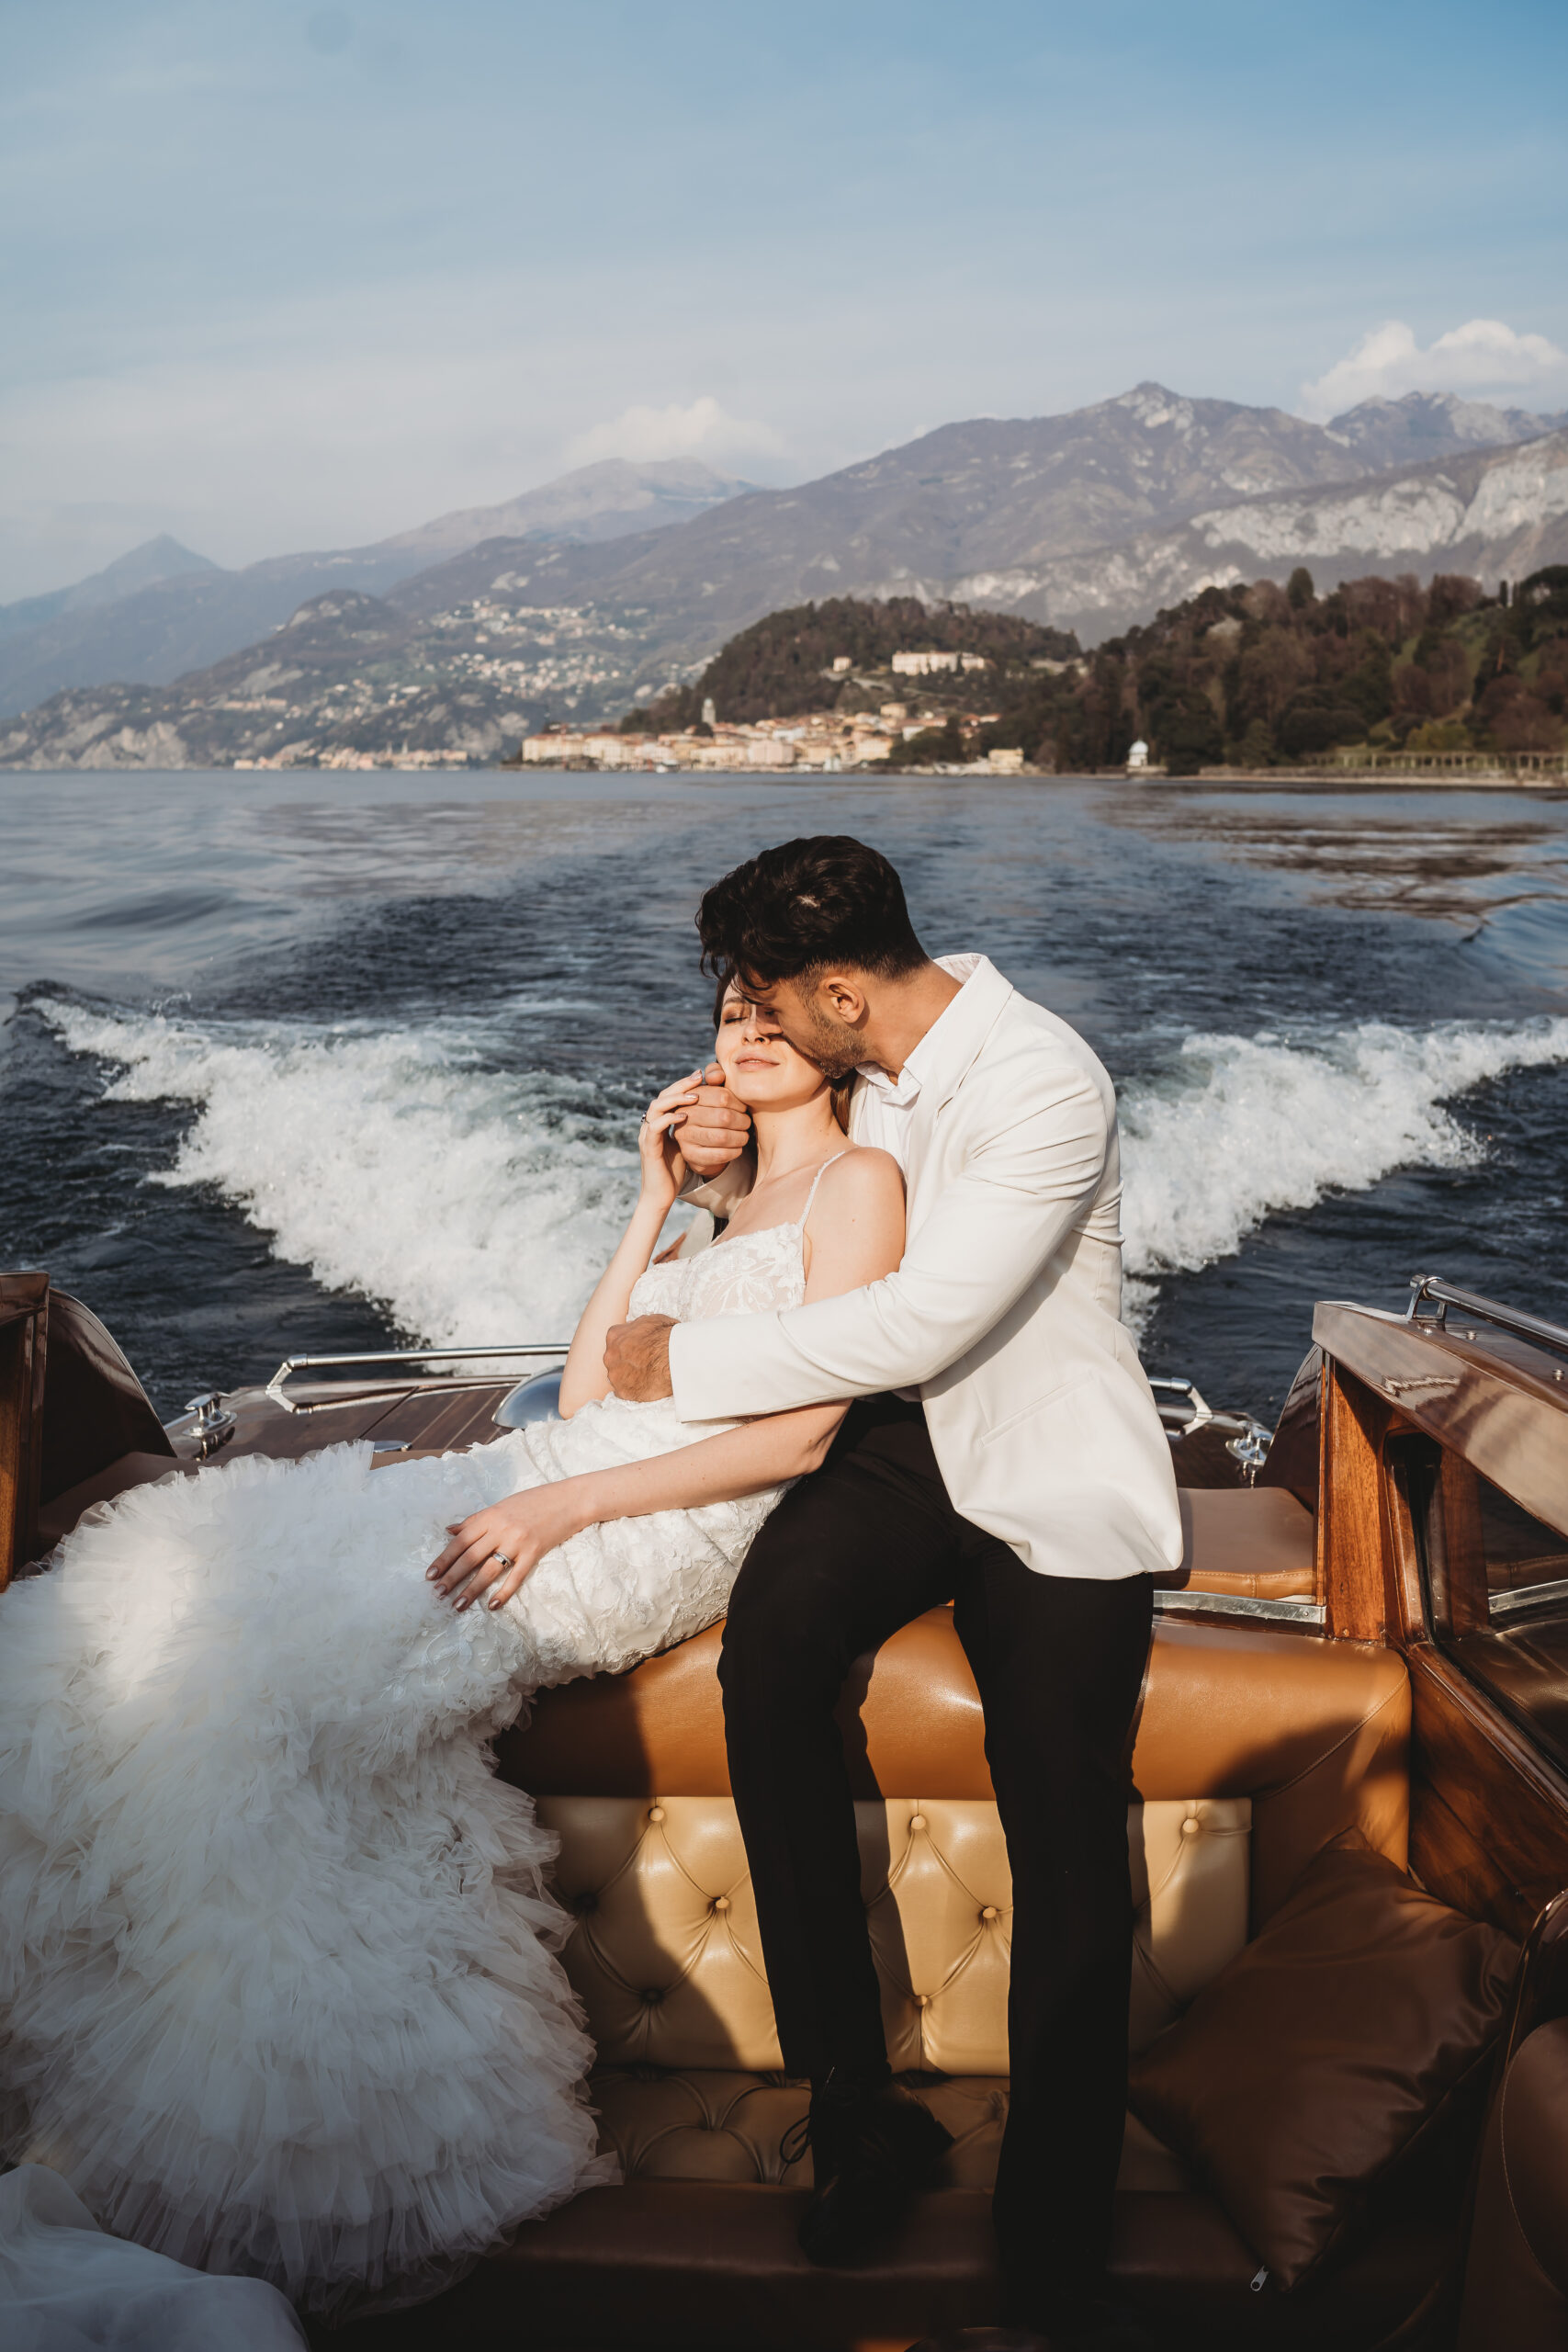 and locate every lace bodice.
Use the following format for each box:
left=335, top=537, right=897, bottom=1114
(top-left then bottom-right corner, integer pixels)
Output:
left=628, top=1221, right=807, bottom=1323
left=627, top=1154, right=846, bottom=1327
